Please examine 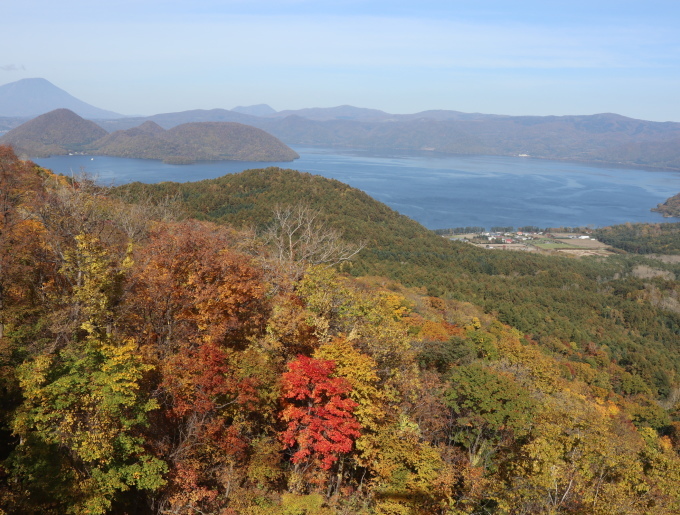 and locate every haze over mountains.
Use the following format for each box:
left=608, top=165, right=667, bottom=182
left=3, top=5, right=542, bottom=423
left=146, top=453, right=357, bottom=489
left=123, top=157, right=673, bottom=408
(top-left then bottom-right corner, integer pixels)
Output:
left=2, top=77, right=680, bottom=170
